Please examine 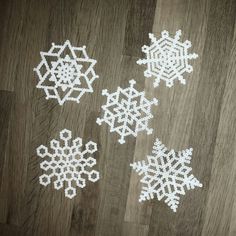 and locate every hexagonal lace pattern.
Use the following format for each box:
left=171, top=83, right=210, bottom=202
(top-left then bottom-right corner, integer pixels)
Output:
left=137, top=30, right=198, bottom=87
left=34, top=40, right=99, bottom=105
left=96, top=80, right=158, bottom=144
left=130, top=138, right=202, bottom=212
left=37, top=129, right=99, bottom=199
